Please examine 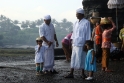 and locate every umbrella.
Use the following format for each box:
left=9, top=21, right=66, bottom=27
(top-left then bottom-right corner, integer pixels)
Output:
left=107, top=0, right=124, bottom=41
